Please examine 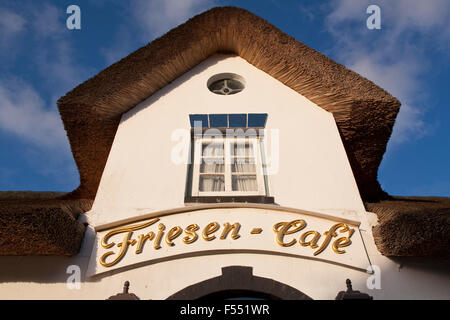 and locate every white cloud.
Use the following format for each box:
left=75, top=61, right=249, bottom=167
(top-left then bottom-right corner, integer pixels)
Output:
left=328, top=0, right=450, bottom=30
left=30, top=2, right=64, bottom=39
left=0, top=78, right=67, bottom=149
left=100, top=0, right=217, bottom=65
left=0, top=2, right=91, bottom=149
left=326, top=0, right=450, bottom=143
left=131, top=0, right=216, bottom=40
left=347, top=55, right=428, bottom=143
left=0, top=7, right=26, bottom=46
